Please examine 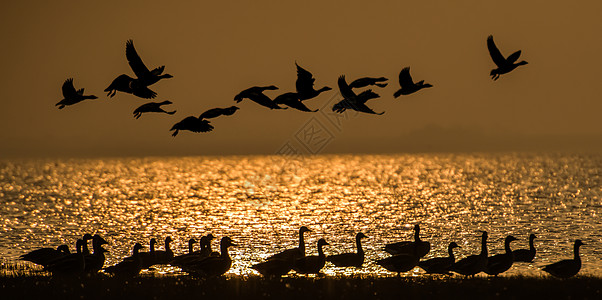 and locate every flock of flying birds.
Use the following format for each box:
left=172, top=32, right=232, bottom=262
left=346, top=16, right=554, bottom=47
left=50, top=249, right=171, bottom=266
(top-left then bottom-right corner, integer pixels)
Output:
left=19, top=225, right=584, bottom=279
left=56, top=35, right=527, bottom=136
